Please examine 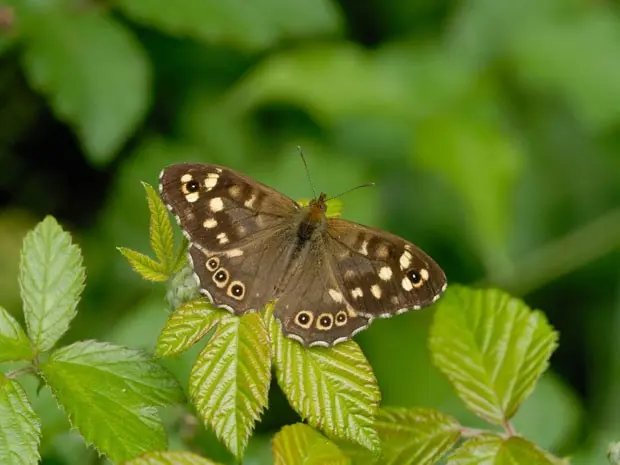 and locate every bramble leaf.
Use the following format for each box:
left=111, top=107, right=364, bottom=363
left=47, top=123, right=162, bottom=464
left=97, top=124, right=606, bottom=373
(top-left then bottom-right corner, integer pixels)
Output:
left=118, top=247, right=169, bottom=282
left=190, top=312, right=271, bottom=460
left=19, top=7, right=150, bottom=165
left=273, top=423, right=350, bottom=465
left=40, top=340, right=184, bottom=462
left=430, top=286, right=559, bottom=425
left=19, top=216, right=85, bottom=352
left=266, top=305, right=380, bottom=452
left=375, top=407, right=461, bottom=465
left=123, top=450, right=222, bottom=464
left=155, top=299, right=227, bottom=358
left=143, top=182, right=175, bottom=273
left=0, top=306, right=33, bottom=362
left=0, top=373, right=41, bottom=465
left=446, top=434, right=556, bottom=464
